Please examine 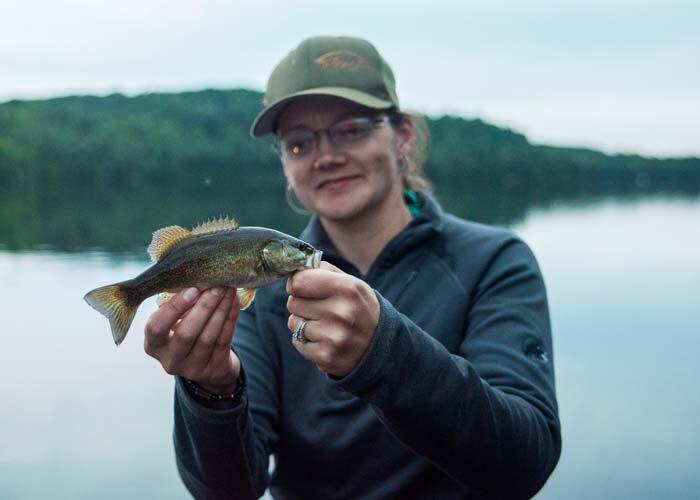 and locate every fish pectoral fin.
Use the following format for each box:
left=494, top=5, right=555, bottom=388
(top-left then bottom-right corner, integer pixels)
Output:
left=156, top=292, right=176, bottom=306
left=236, top=288, right=257, bottom=310
left=147, top=225, right=192, bottom=262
